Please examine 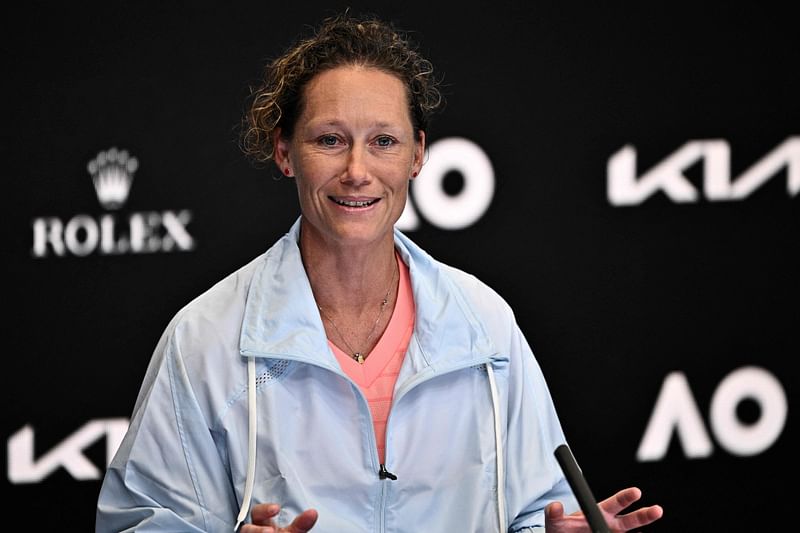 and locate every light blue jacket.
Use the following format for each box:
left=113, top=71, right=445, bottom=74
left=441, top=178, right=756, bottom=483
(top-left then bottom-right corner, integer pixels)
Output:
left=96, top=218, right=578, bottom=532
